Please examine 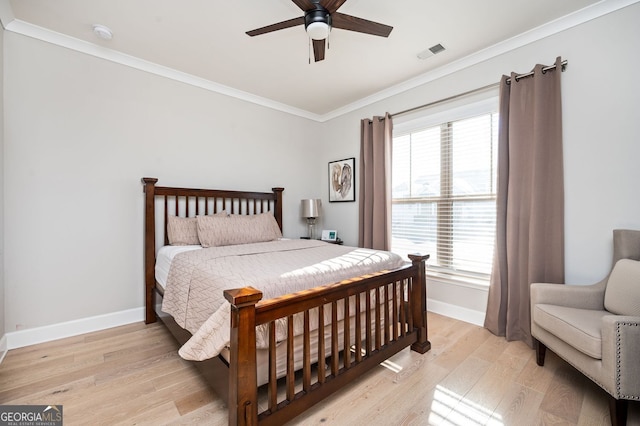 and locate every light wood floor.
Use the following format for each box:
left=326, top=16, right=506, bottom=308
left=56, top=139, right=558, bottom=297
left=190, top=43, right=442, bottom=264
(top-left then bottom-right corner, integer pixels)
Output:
left=1, top=313, right=638, bottom=425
